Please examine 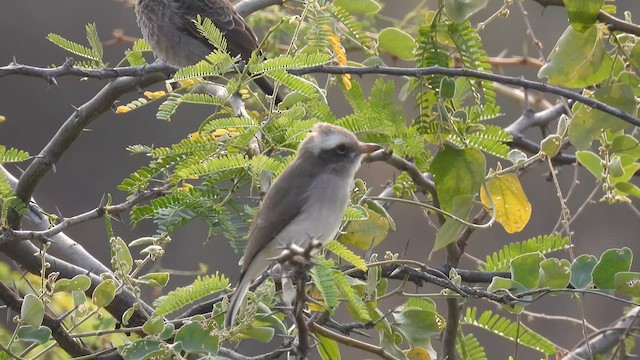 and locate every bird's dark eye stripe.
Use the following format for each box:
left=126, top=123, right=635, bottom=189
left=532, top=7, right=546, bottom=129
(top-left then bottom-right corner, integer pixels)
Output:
left=335, top=144, right=347, bottom=154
